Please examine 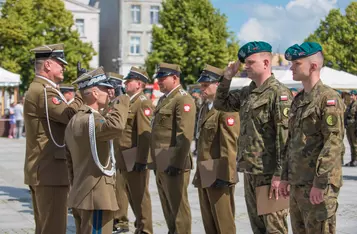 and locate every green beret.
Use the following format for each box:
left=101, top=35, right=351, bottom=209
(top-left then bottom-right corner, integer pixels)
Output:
left=290, top=88, right=298, bottom=92
left=285, top=42, right=322, bottom=61
left=238, top=41, right=272, bottom=63
left=350, top=90, right=357, bottom=95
